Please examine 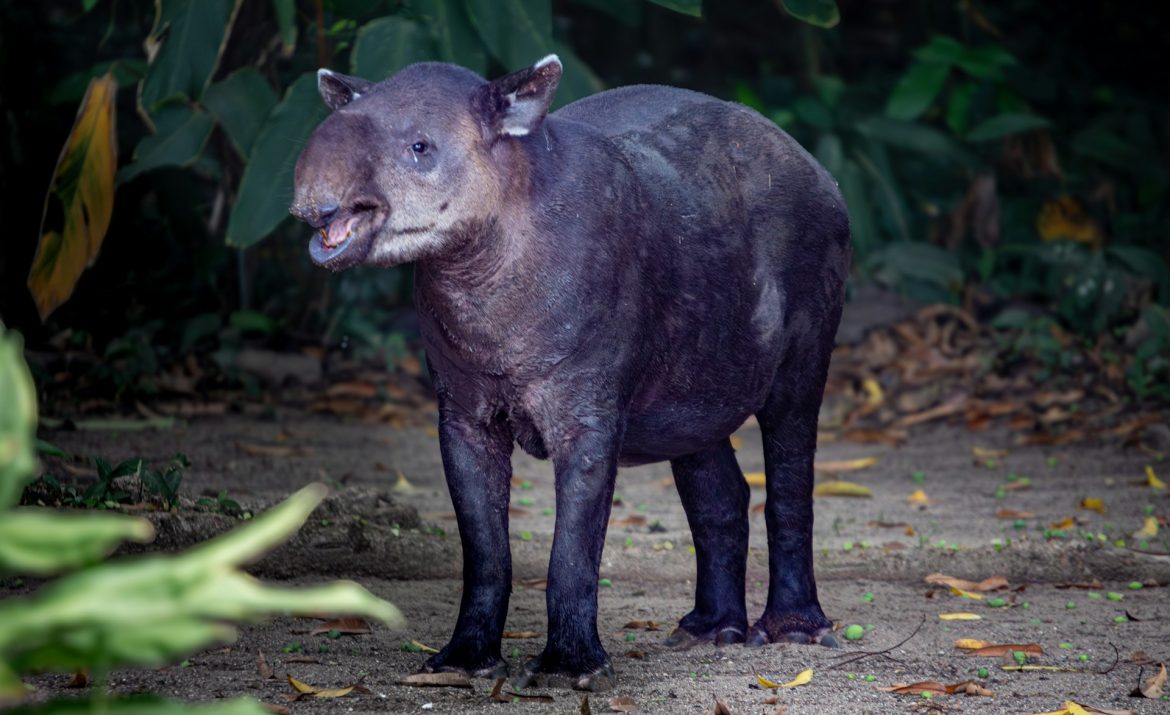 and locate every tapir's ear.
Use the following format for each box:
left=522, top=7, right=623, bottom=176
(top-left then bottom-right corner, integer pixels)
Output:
left=472, top=54, right=562, bottom=140
left=317, top=69, right=373, bottom=111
